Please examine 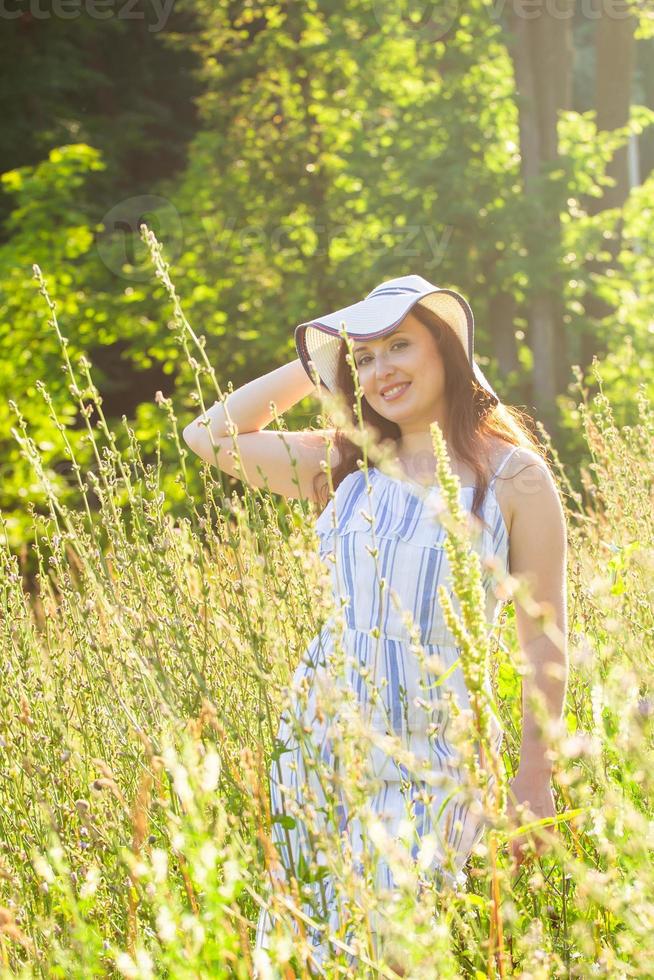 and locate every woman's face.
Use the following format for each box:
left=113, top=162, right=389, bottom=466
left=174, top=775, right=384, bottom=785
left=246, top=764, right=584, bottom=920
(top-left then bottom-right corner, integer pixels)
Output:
left=351, top=310, right=445, bottom=425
